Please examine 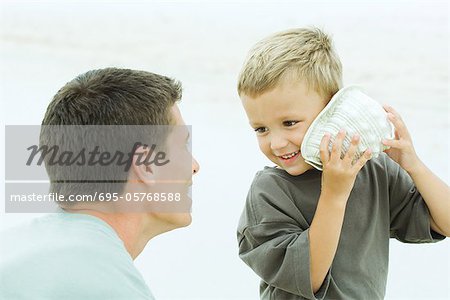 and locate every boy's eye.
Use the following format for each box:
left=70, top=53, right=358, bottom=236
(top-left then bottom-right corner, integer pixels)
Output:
left=254, top=127, right=268, bottom=134
left=283, top=120, right=299, bottom=127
